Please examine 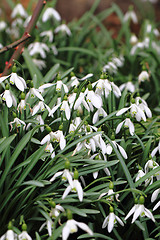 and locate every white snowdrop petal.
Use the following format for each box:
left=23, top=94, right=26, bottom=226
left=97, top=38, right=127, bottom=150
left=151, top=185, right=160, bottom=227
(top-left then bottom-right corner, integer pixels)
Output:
left=75, top=221, right=93, bottom=235
left=151, top=189, right=160, bottom=202
left=118, top=144, right=128, bottom=159
left=75, top=180, right=83, bottom=202
left=62, top=185, right=72, bottom=199
left=62, top=224, right=70, bottom=240
left=116, top=121, right=124, bottom=134
left=116, top=107, right=129, bottom=116
left=50, top=171, right=63, bottom=182
left=102, top=216, right=109, bottom=228
left=153, top=201, right=160, bottom=211
left=108, top=213, right=115, bottom=232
